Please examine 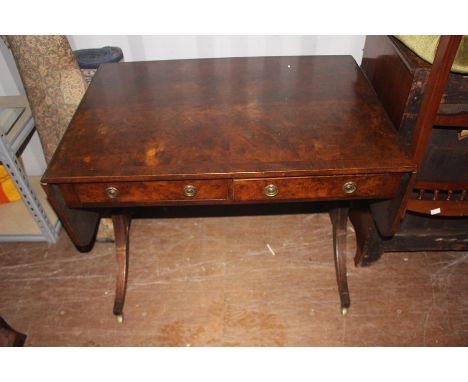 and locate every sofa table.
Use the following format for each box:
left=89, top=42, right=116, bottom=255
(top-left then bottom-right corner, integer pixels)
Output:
left=41, top=56, right=414, bottom=321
